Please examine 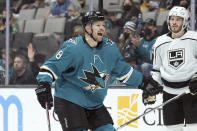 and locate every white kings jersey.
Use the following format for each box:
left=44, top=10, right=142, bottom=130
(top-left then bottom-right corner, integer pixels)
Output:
left=151, top=31, right=197, bottom=94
